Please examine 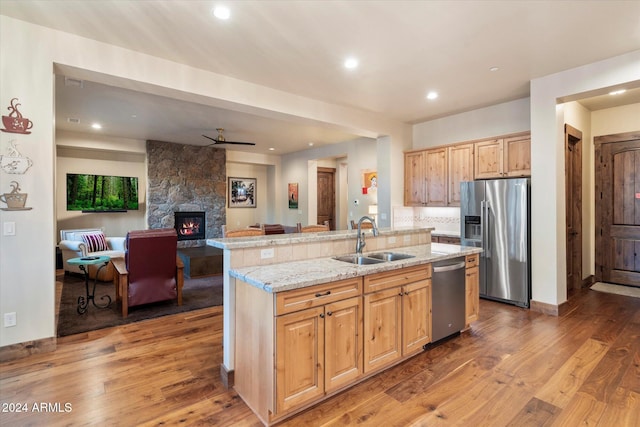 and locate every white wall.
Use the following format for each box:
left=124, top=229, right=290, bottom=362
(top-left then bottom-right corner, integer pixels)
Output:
left=280, top=138, right=379, bottom=229
left=56, top=131, right=147, bottom=238
left=530, top=49, right=640, bottom=306
left=225, top=162, right=269, bottom=229
left=413, top=98, right=531, bottom=148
